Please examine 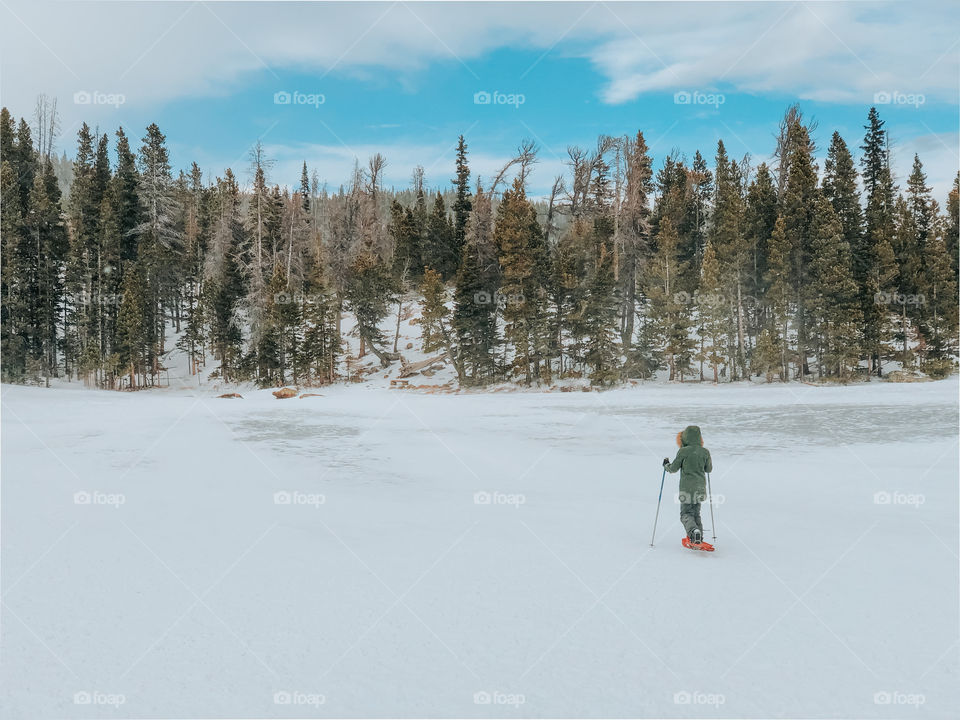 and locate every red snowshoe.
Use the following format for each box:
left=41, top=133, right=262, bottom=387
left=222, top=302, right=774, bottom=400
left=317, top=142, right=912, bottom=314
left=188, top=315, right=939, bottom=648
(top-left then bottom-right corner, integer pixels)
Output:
left=682, top=537, right=715, bottom=552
